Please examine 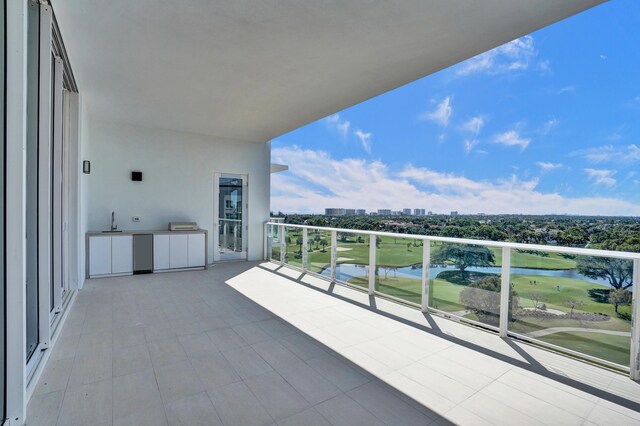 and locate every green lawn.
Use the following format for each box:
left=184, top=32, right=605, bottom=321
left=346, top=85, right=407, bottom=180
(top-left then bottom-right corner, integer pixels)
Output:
left=512, top=274, right=632, bottom=325
left=538, top=331, right=630, bottom=366
left=285, top=231, right=578, bottom=270
left=348, top=275, right=422, bottom=305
